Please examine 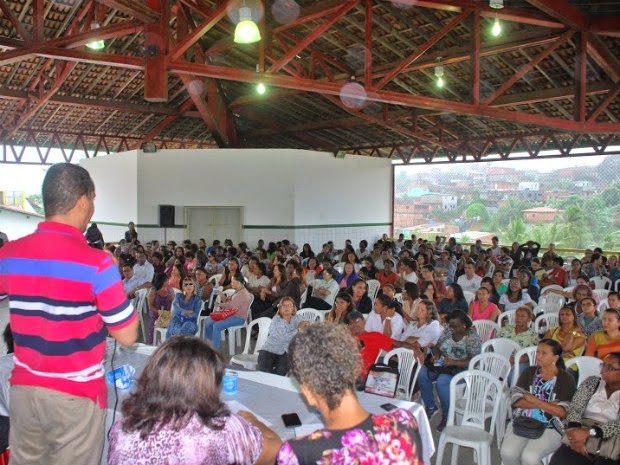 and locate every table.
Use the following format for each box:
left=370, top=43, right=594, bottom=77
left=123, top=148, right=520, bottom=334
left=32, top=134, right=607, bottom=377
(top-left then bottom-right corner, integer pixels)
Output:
left=102, top=342, right=434, bottom=465
left=227, top=370, right=435, bottom=465
left=102, top=340, right=155, bottom=465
